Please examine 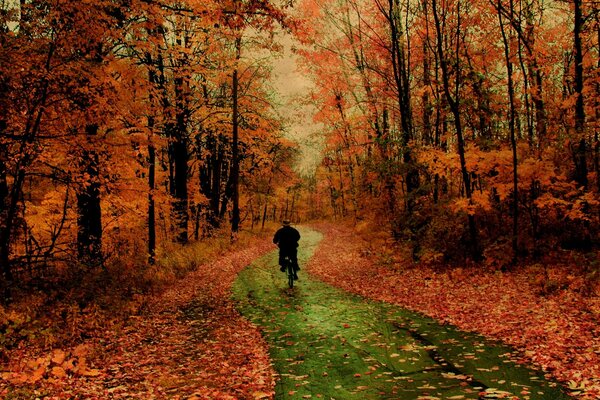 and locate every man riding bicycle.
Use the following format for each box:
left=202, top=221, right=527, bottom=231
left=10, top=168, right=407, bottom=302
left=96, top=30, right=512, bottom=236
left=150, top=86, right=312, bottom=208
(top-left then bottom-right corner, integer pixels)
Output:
left=273, top=220, right=301, bottom=280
